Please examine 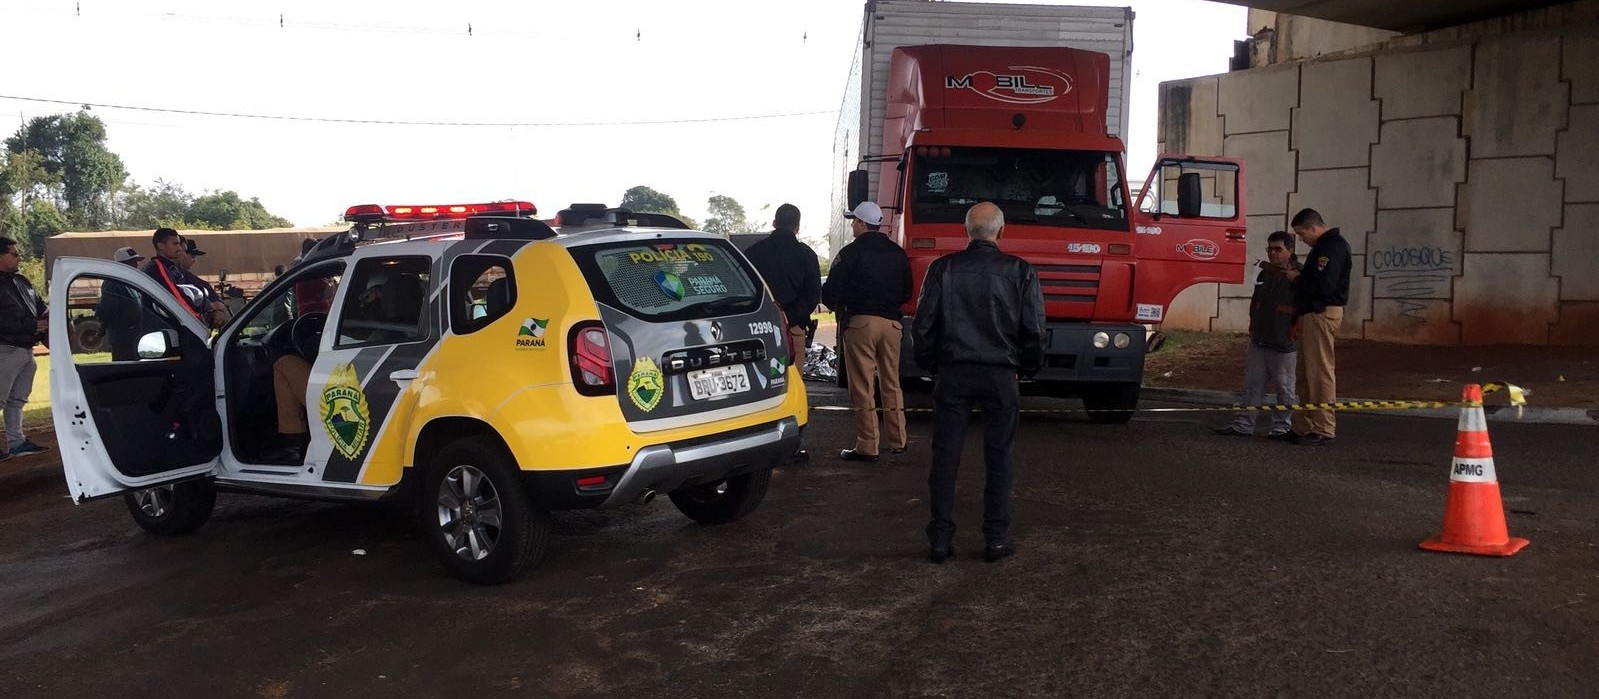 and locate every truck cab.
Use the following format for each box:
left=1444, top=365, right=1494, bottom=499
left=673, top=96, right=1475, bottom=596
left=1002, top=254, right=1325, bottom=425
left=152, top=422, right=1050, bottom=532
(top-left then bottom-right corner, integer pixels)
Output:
left=847, top=44, right=1247, bottom=421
